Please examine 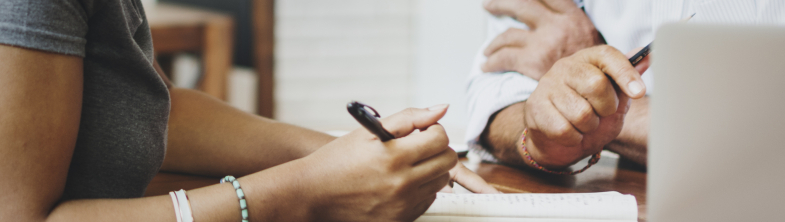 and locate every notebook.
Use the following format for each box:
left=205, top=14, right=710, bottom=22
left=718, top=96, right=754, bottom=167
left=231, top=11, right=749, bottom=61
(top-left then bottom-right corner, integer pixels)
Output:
left=415, top=192, right=638, bottom=222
